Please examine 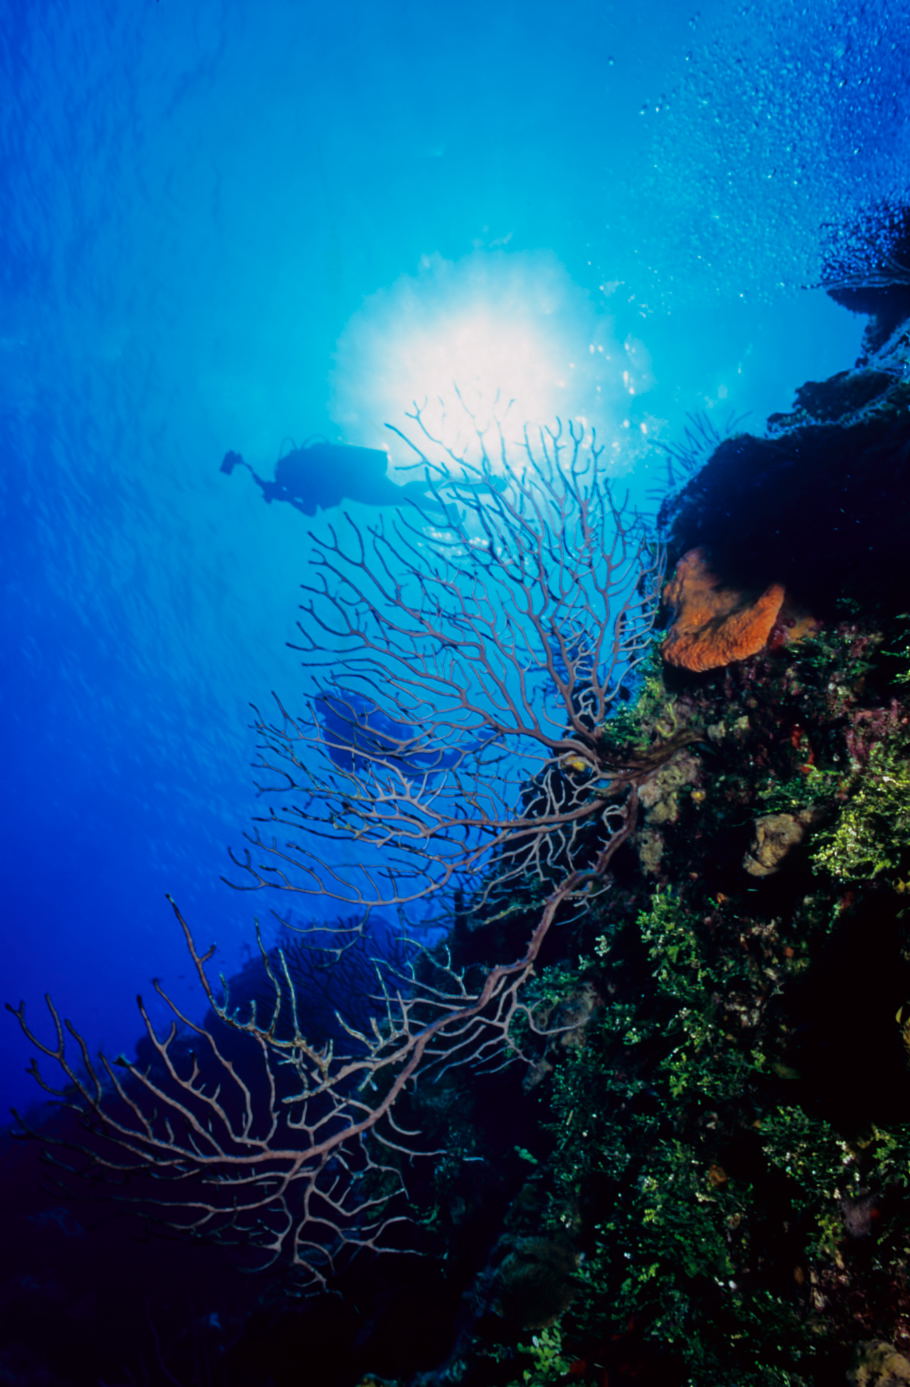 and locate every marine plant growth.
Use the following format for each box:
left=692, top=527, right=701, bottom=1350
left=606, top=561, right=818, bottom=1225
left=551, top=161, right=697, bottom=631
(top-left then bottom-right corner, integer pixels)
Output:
left=478, top=594, right=910, bottom=1383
